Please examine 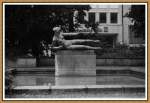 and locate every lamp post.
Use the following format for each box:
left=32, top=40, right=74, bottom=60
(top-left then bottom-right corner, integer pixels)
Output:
left=122, top=4, right=124, bottom=44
